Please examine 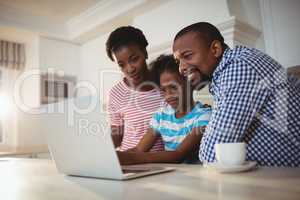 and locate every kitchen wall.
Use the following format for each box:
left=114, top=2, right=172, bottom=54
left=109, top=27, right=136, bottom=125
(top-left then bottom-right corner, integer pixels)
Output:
left=39, top=37, right=81, bottom=76
left=0, top=26, right=81, bottom=149
left=260, top=0, right=300, bottom=68
left=17, top=37, right=81, bottom=148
